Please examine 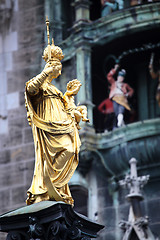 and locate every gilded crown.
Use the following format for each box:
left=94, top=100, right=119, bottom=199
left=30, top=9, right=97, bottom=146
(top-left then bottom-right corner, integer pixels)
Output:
left=42, top=40, right=64, bottom=62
